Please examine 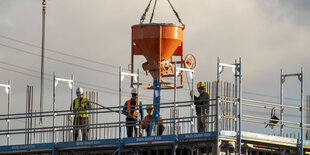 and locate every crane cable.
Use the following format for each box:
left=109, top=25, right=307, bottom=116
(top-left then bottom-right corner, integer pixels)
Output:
left=139, top=0, right=184, bottom=26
